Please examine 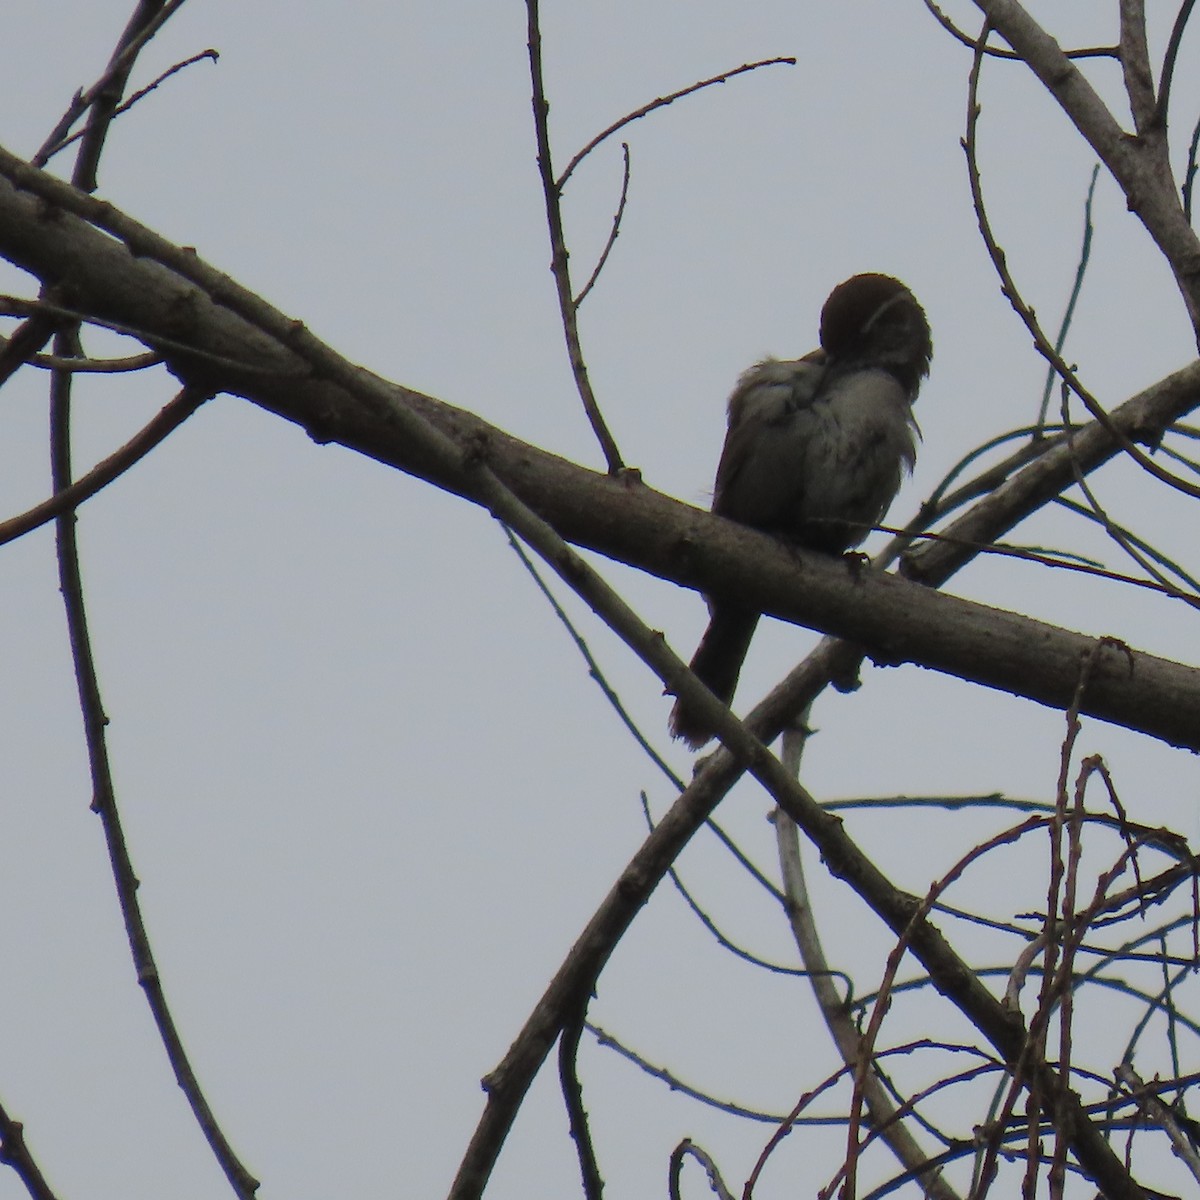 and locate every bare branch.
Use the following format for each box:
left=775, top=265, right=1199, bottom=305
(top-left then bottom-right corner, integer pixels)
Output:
left=923, top=1, right=1118, bottom=60
left=0, top=294, right=288, bottom=373
left=42, top=10, right=256, bottom=1193
left=1118, top=0, right=1158, bottom=133
left=559, top=1002, right=603, bottom=1200
left=525, top=0, right=625, bottom=473
left=557, top=56, right=796, bottom=189
left=0, top=1098, right=58, bottom=1200
left=0, top=386, right=207, bottom=550
left=34, top=0, right=195, bottom=171
left=669, top=1140, right=735, bottom=1200
left=1155, top=0, right=1197, bottom=127
left=775, top=726, right=961, bottom=1200
left=46, top=49, right=220, bottom=162
left=2, top=155, right=1199, bottom=752
left=1118, top=1063, right=1200, bottom=1183
left=588, top=1024, right=788, bottom=1122
left=25, top=349, right=162, bottom=372
left=573, top=142, right=630, bottom=308
left=51, top=343, right=259, bottom=1200
left=0, top=311, right=60, bottom=387
left=1036, top=165, right=1099, bottom=429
